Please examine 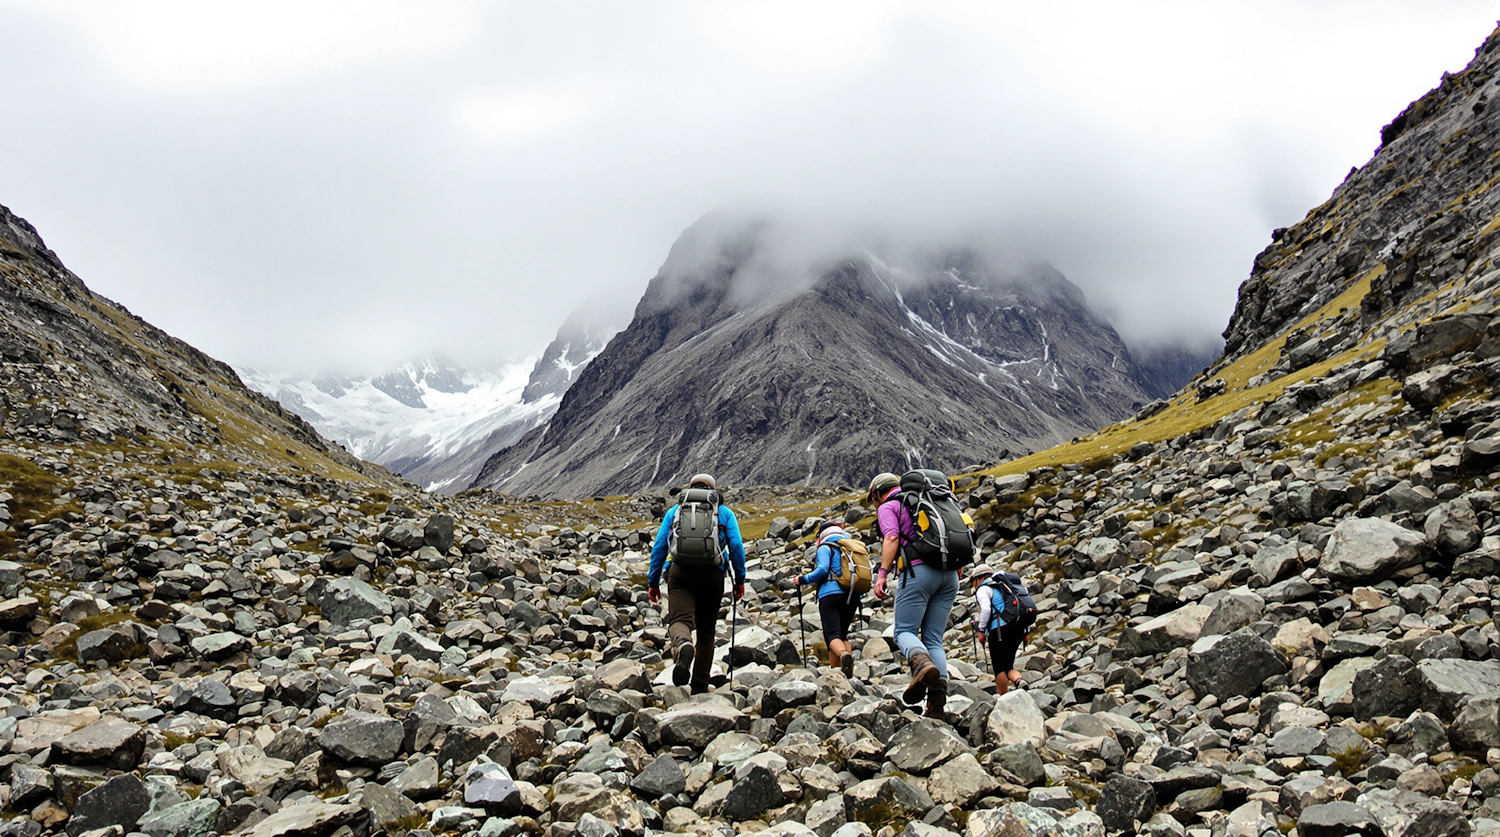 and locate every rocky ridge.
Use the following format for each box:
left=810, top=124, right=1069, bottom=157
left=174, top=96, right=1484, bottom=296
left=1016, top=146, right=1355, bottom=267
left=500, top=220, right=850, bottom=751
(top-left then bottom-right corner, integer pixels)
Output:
left=474, top=227, right=1161, bottom=498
